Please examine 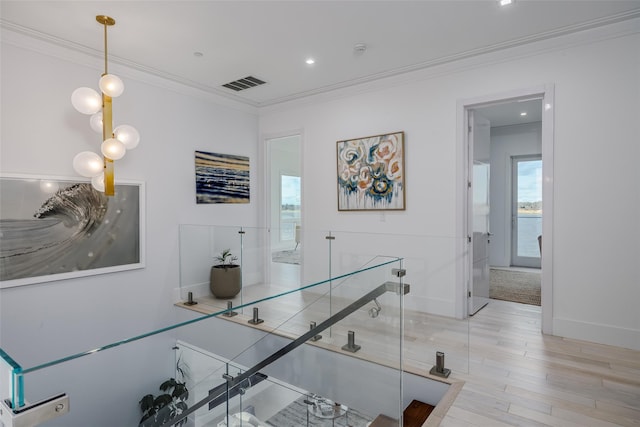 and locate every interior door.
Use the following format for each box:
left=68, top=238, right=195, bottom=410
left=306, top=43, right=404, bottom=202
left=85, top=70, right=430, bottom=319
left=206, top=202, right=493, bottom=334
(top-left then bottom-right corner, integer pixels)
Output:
left=469, top=111, right=491, bottom=315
